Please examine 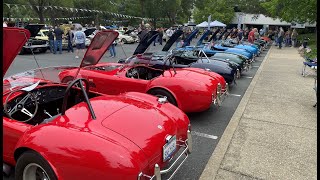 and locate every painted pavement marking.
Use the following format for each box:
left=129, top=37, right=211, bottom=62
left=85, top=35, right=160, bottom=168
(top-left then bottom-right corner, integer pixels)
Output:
left=192, top=131, right=218, bottom=140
